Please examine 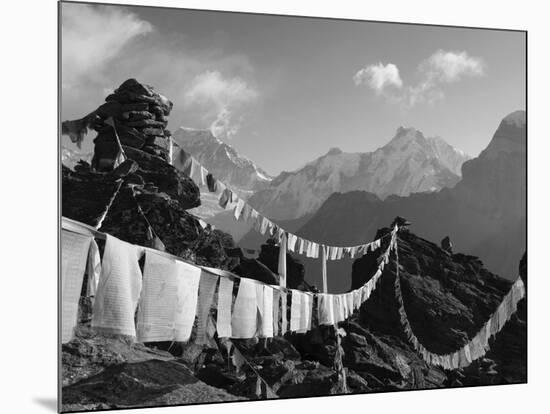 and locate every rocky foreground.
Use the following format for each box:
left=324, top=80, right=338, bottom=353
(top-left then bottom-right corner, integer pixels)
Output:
left=62, top=162, right=526, bottom=412
left=61, top=79, right=526, bottom=412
